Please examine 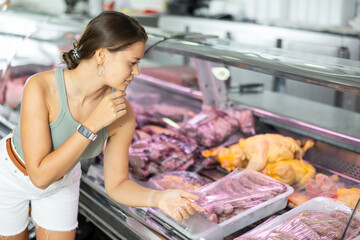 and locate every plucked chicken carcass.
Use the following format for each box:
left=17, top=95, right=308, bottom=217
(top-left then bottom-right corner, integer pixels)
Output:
left=263, top=159, right=316, bottom=188
left=202, top=139, right=247, bottom=172
left=240, top=134, right=313, bottom=171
